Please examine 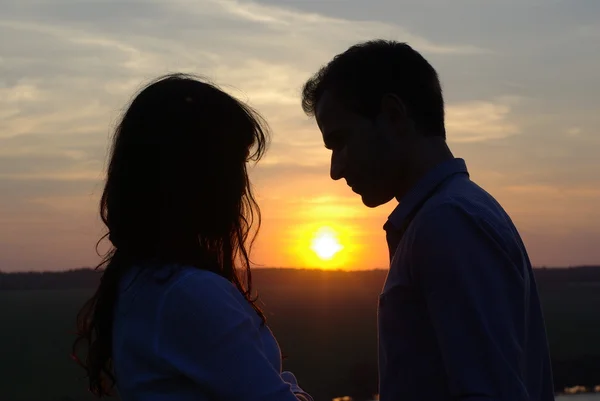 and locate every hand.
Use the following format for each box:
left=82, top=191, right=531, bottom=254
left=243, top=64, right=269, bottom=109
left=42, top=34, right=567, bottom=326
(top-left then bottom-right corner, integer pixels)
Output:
left=281, top=371, right=313, bottom=401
